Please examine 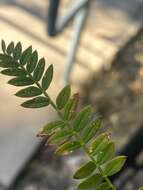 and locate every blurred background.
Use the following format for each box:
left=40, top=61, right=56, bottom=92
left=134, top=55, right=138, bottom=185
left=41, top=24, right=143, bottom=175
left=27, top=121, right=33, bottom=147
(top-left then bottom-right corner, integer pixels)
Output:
left=0, top=0, right=143, bottom=190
